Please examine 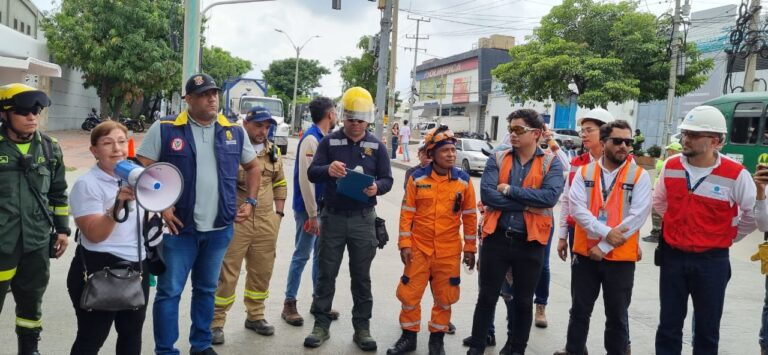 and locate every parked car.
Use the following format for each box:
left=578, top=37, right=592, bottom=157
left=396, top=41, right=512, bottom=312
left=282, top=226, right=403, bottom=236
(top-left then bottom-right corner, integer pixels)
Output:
left=456, top=138, right=494, bottom=174
left=552, top=128, right=582, bottom=147
left=417, top=121, right=438, bottom=138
